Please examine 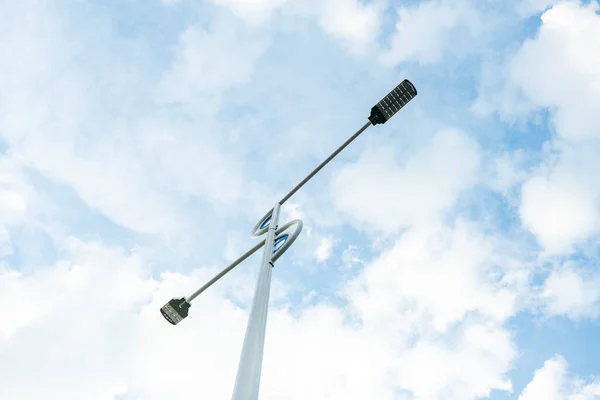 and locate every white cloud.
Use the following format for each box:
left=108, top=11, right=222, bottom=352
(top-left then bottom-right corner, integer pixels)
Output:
left=0, top=153, right=39, bottom=257
left=515, top=0, right=561, bottom=16
left=0, top=229, right=11, bottom=257
left=159, top=19, right=270, bottom=105
left=474, top=2, right=600, bottom=130
left=263, top=307, right=516, bottom=400
left=315, top=235, right=335, bottom=262
left=472, top=60, right=538, bottom=120
left=261, top=304, right=400, bottom=399
left=540, top=263, right=600, bottom=319
left=0, top=229, right=521, bottom=400
left=485, top=150, right=529, bottom=193
left=519, top=355, right=569, bottom=400
left=0, top=154, right=33, bottom=224
left=345, top=220, right=521, bottom=334
left=476, top=2, right=600, bottom=253
left=381, top=0, right=483, bottom=66
left=507, top=1, right=600, bottom=142
left=209, top=0, right=290, bottom=25
left=225, top=230, right=246, bottom=262
left=332, top=129, right=480, bottom=234
left=0, top=152, right=522, bottom=399
left=341, top=244, right=363, bottom=266
left=328, top=220, right=520, bottom=399
left=0, top=237, right=249, bottom=399
left=301, top=289, right=317, bottom=304
left=519, top=355, right=600, bottom=400
left=202, top=0, right=380, bottom=54
left=0, top=2, right=182, bottom=235
left=317, top=0, right=381, bottom=55
left=520, top=158, right=600, bottom=254
left=393, top=322, right=515, bottom=399
left=0, top=1, right=273, bottom=239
